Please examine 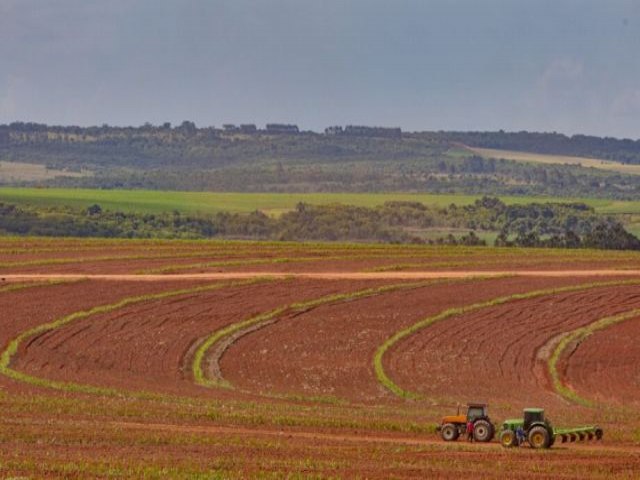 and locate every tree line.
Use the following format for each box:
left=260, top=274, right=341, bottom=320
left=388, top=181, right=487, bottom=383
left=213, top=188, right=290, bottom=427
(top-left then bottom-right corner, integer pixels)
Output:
left=1, top=197, right=638, bottom=250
